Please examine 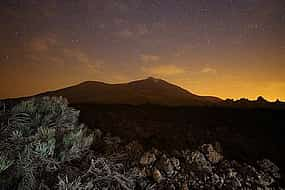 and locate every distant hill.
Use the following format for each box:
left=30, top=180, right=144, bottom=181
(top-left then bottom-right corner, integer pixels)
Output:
left=1, top=77, right=284, bottom=108
left=40, top=77, right=222, bottom=106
